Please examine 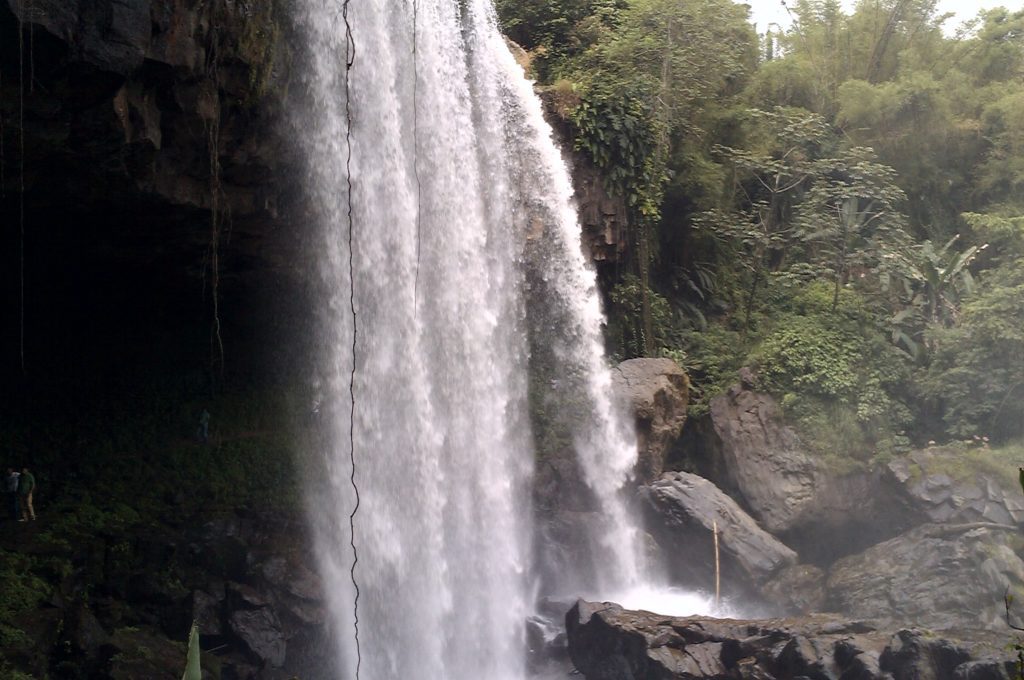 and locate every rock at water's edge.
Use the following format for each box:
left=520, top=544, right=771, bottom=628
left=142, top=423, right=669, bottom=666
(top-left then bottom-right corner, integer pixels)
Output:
left=613, top=358, right=690, bottom=484
left=566, top=599, right=1015, bottom=680
left=640, top=471, right=797, bottom=594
